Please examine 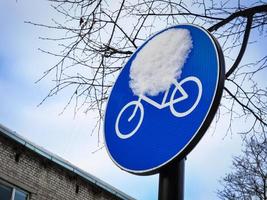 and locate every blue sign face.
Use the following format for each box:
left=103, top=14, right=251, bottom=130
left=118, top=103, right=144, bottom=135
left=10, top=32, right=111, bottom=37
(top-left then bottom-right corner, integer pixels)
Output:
left=104, top=24, right=224, bottom=174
